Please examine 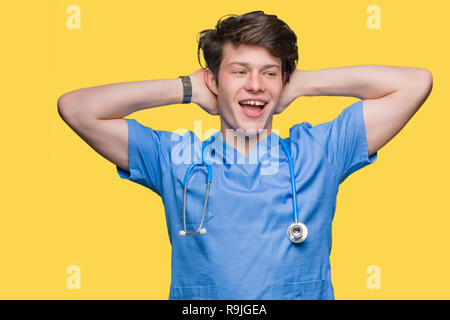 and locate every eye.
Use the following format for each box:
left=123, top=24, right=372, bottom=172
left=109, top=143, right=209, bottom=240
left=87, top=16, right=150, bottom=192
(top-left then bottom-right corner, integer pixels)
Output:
left=266, top=72, right=277, bottom=76
left=233, top=71, right=245, bottom=75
